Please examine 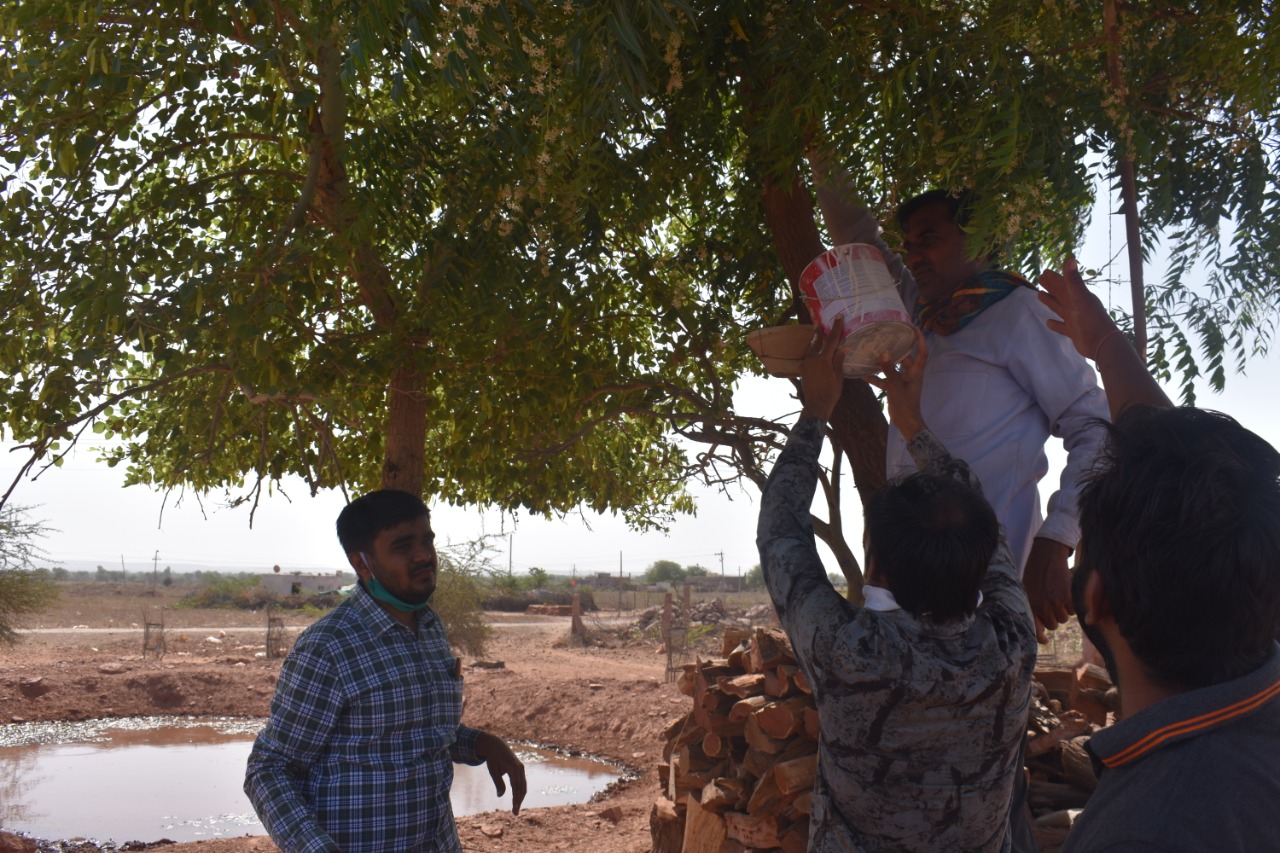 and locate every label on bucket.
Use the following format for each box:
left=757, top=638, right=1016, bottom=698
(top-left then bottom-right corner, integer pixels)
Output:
left=799, top=243, right=909, bottom=333
left=799, top=243, right=915, bottom=376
